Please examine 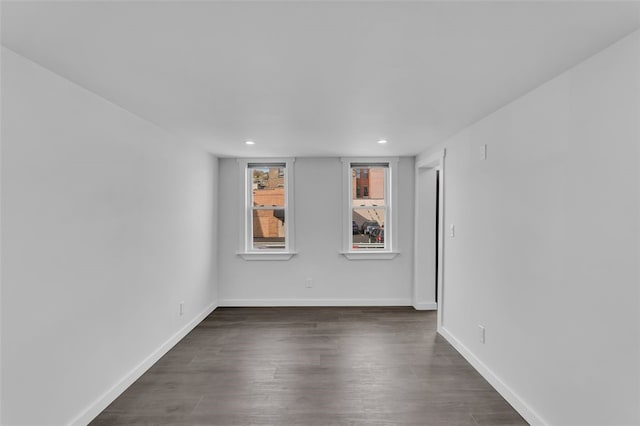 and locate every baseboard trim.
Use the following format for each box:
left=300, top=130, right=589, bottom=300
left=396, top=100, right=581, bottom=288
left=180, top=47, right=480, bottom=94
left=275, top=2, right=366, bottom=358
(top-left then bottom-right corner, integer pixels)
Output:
left=413, top=302, right=438, bottom=310
left=438, top=326, right=547, bottom=426
left=218, top=298, right=412, bottom=307
left=70, top=302, right=218, bottom=426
